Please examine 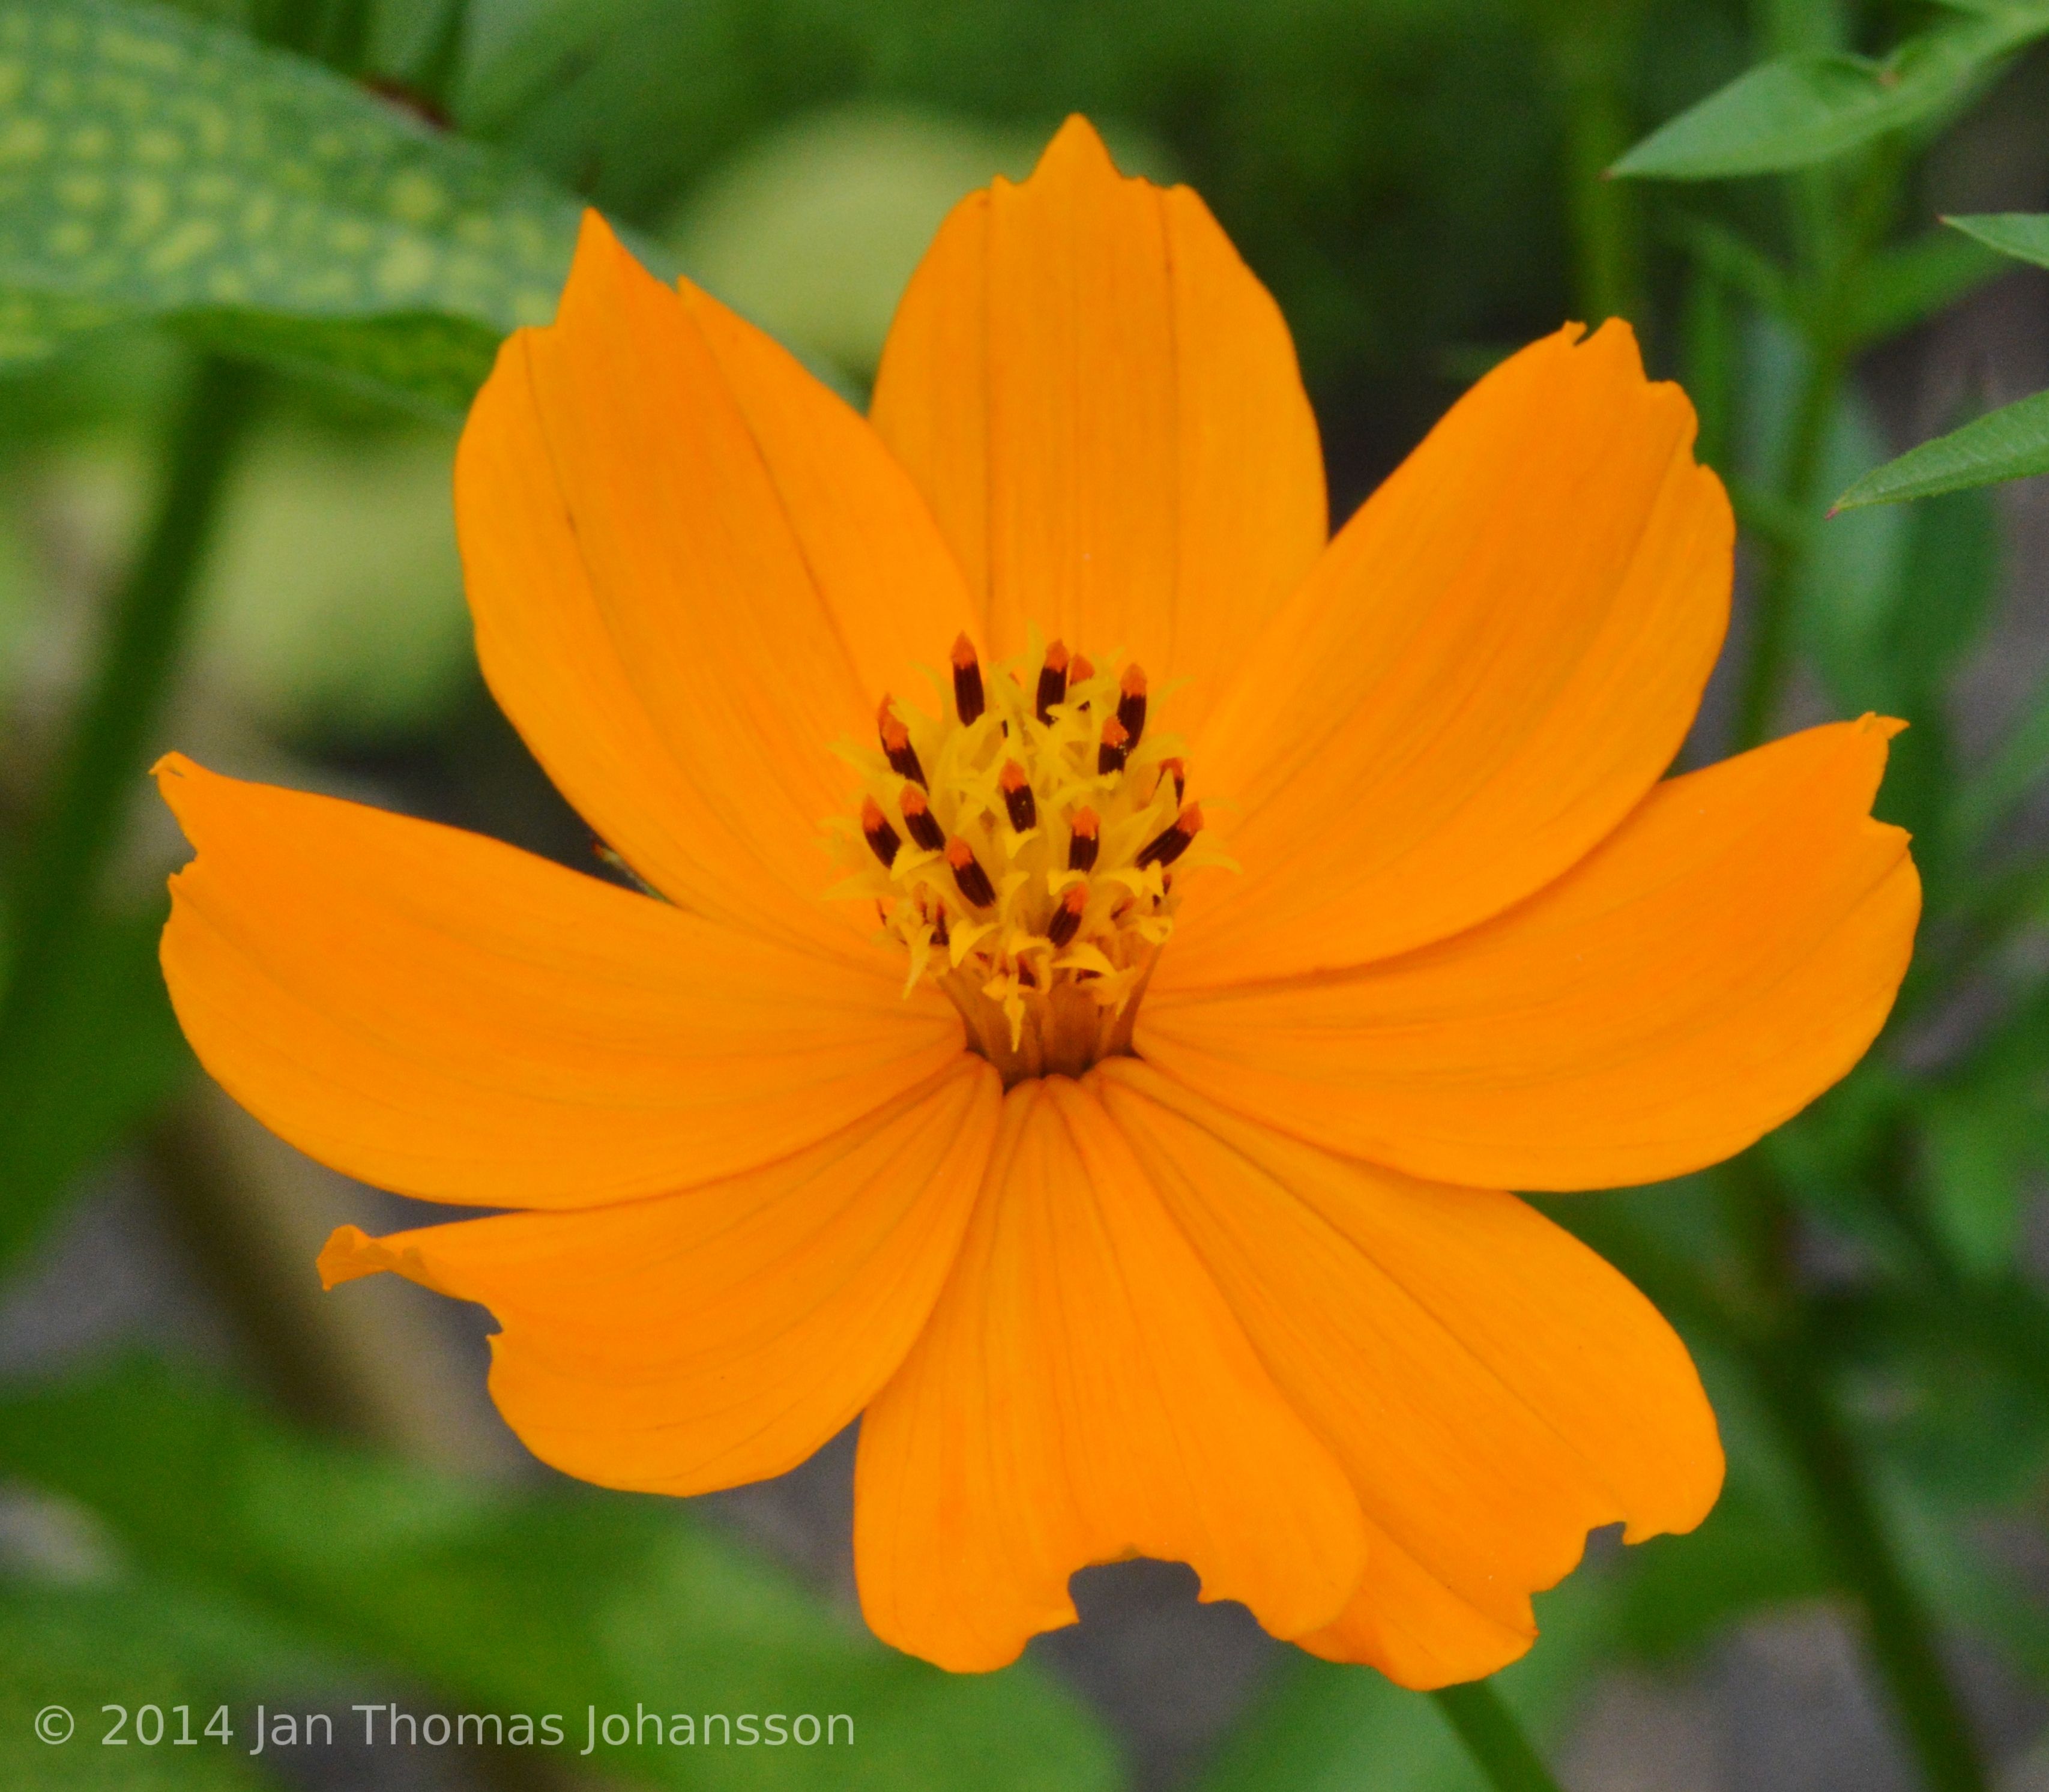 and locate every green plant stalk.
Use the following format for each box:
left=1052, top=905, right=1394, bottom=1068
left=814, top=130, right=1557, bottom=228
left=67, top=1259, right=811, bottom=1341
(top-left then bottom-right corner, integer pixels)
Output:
left=415, top=0, right=472, bottom=111
left=1731, top=332, right=1845, bottom=749
left=1682, top=265, right=1734, bottom=476
left=1719, top=1160, right=1989, bottom=1792
left=1734, top=140, right=1905, bottom=747
left=1747, top=1330, right=1987, bottom=1792
left=1549, top=0, right=1646, bottom=327
left=0, top=357, right=259, bottom=1203
left=1431, top=1683, right=1566, bottom=1792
